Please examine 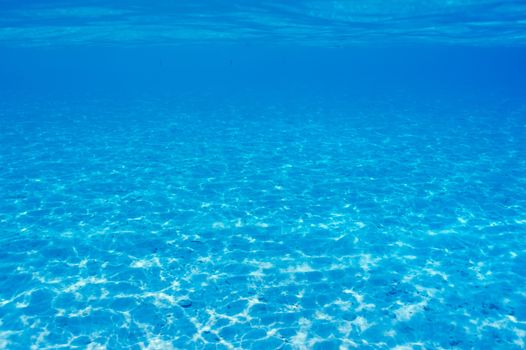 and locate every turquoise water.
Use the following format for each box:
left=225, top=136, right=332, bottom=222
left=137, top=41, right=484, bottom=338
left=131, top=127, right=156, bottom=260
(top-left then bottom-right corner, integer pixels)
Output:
left=1, top=2, right=526, bottom=350
left=1, top=0, right=526, bottom=46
